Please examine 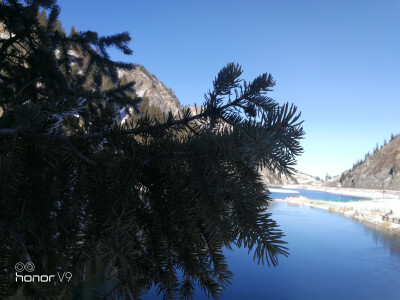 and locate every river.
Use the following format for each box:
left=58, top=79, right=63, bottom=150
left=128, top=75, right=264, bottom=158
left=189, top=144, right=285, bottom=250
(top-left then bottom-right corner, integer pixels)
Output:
left=144, top=194, right=400, bottom=299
